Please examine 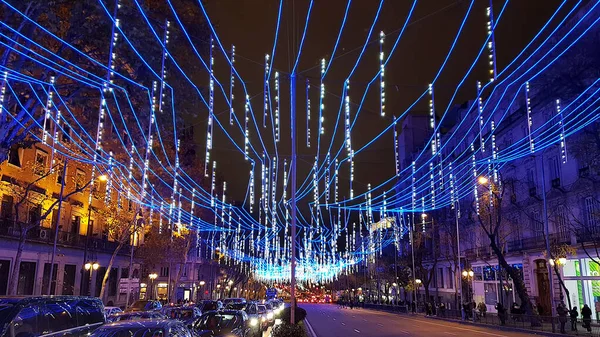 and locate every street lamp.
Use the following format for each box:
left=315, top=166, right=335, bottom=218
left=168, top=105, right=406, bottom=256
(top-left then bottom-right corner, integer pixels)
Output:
left=84, top=261, right=99, bottom=296
left=462, top=269, right=474, bottom=302
left=149, top=273, right=158, bottom=300
left=478, top=176, right=489, bottom=185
